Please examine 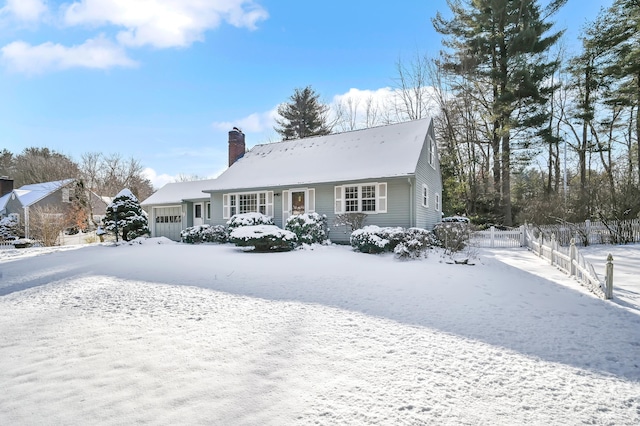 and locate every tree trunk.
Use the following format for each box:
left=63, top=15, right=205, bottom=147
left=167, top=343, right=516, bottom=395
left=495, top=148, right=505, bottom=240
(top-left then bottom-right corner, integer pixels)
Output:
left=501, top=132, right=512, bottom=226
